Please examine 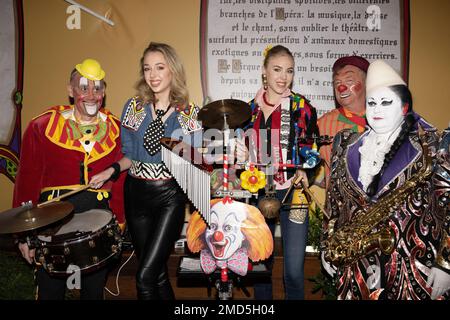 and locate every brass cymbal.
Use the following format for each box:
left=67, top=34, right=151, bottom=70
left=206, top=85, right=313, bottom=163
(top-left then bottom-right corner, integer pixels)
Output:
left=0, top=201, right=74, bottom=234
left=198, top=99, right=251, bottom=129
